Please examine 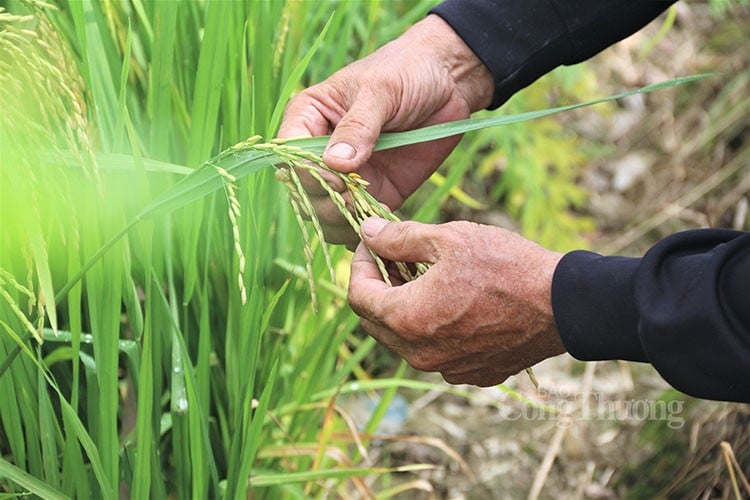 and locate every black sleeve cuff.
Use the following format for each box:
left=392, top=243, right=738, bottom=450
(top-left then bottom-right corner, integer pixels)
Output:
left=430, top=0, right=675, bottom=109
left=553, top=231, right=750, bottom=403
left=552, top=250, right=646, bottom=362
